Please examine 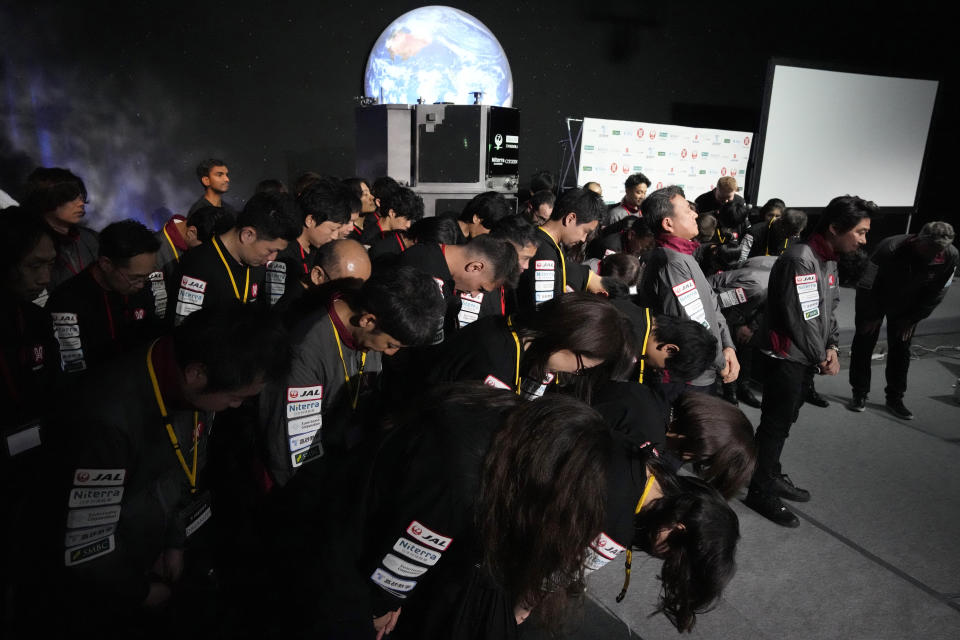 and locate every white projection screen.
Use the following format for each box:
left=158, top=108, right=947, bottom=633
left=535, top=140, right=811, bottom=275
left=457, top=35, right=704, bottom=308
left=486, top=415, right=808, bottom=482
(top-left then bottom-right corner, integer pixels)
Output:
left=577, top=117, right=753, bottom=205
left=755, top=64, right=938, bottom=209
